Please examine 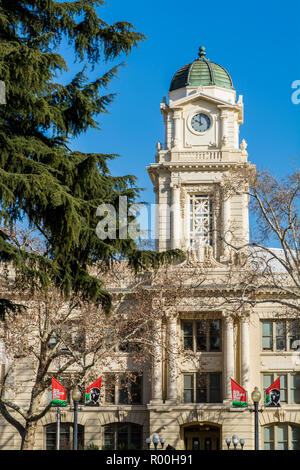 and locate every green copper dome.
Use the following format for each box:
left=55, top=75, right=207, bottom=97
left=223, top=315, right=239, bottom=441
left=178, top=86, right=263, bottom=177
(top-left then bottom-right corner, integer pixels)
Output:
left=170, top=46, right=234, bottom=92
